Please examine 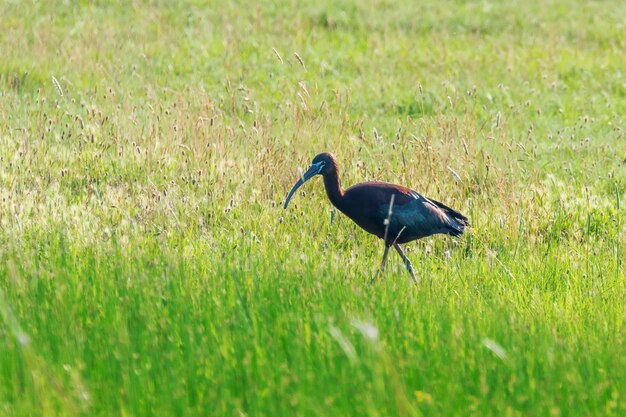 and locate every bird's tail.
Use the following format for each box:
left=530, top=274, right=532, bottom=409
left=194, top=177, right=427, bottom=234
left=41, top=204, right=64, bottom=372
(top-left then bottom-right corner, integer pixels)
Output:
left=430, top=198, right=469, bottom=237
